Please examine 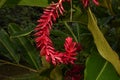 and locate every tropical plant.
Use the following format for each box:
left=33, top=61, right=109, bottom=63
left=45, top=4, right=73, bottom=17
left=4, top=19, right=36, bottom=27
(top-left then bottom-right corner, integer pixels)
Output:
left=0, top=0, right=120, bottom=80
